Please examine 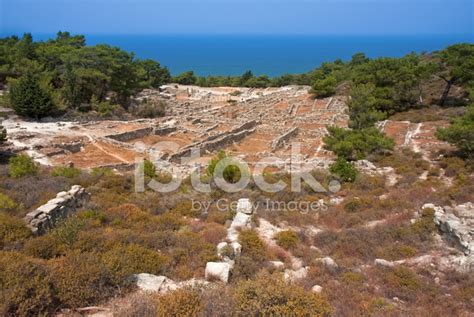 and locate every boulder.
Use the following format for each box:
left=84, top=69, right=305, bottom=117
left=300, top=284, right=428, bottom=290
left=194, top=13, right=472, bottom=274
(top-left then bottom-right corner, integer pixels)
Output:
left=269, top=260, right=285, bottom=270
left=283, top=267, right=308, bottom=282
left=311, top=285, right=323, bottom=293
left=375, top=258, right=396, bottom=268
left=133, top=274, right=177, bottom=292
left=205, top=262, right=232, bottom=283
left=318, top=257, right=338, bottom=270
